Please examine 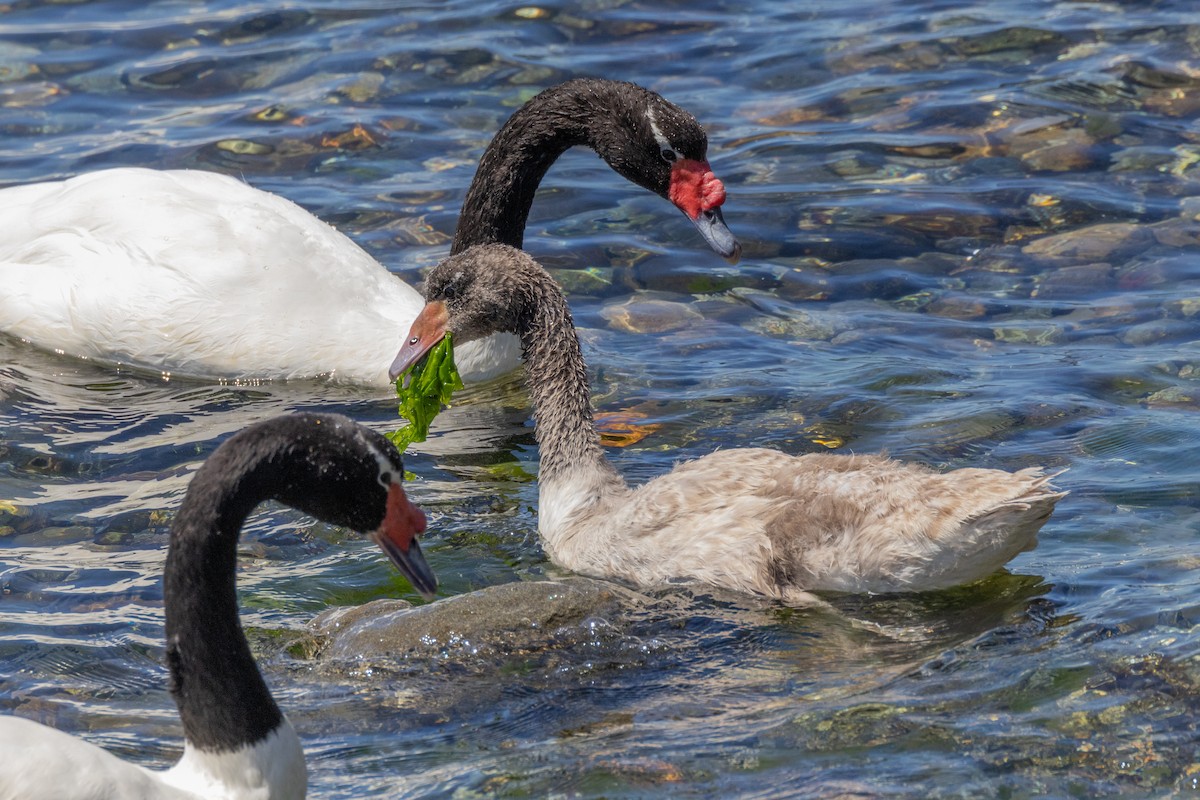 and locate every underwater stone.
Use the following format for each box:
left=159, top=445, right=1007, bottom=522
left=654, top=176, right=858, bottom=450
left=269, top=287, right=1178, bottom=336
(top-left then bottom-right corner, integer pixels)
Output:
left=1144, top=386, right=1199, bottom=409
left=1022, top=222, right=1150, bottom=263
left=1012, top=126, right=1097, bottom=172
left=1033, top=263, right=1116, bottom=301
left=600, top=296, right=703, bottom=334
left=1150, top=219, right=1200, bottom=248
left=313, top=578, right=647, bottom=661
left=924, top=293, right=988, bottom=320
left=1119, top=319, right=1194, bottom=347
